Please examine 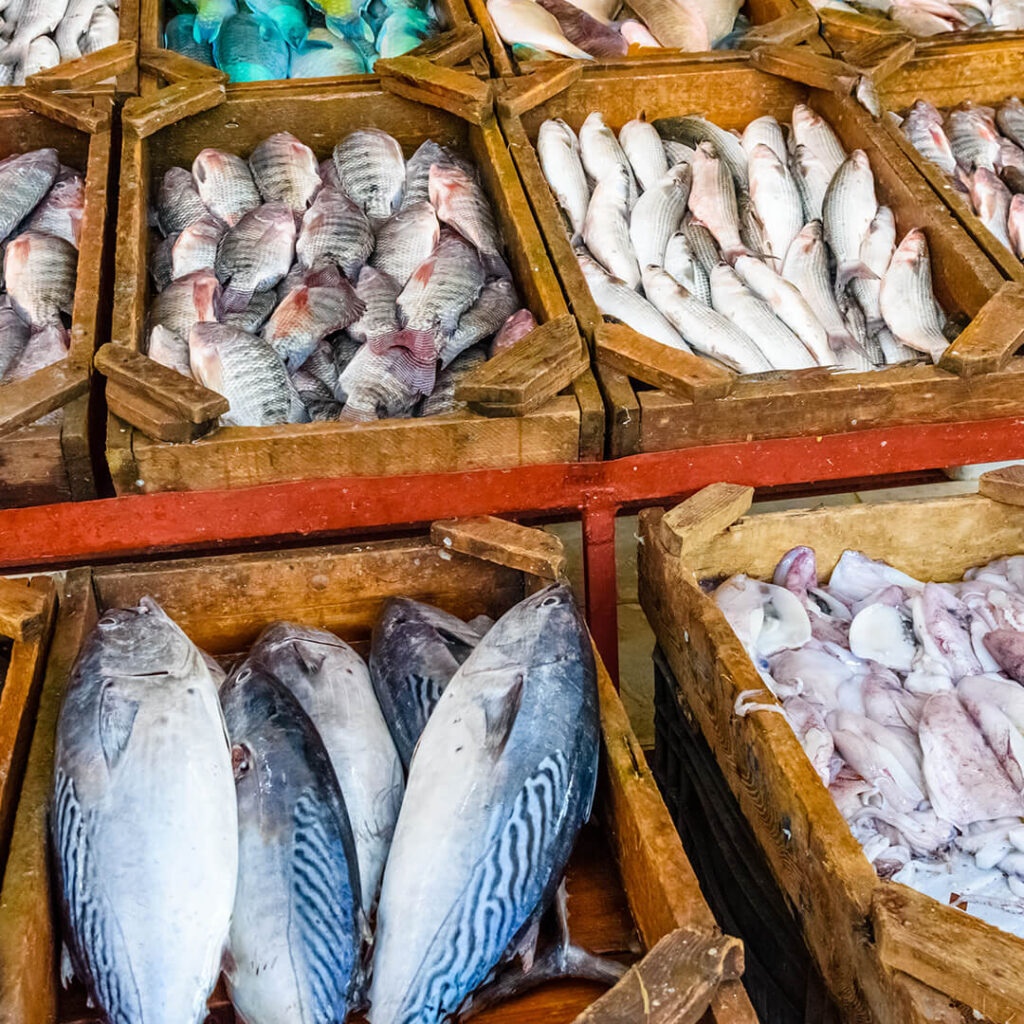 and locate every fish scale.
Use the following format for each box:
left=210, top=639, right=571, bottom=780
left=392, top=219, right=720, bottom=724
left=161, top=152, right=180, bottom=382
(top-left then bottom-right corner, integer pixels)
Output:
left=629, top=163, right=690, bottom=272
left=296, top=186, right=374, bottom=278
left=998, top=97, right=1024, bottom=150
left=215, top=202, right=296, bottom=312
left=192, top=150, right=260, bottom=228
left=151, top=268, right=220, bottom=340
left=822, top=149, right=877, bottom=289
left=333, top=129, right=406, bottom=226
left=370, top=200, right=439, bottom=288
left=428, top=164, right=504, bottom=266
left=537, top=119, right=589, bottom=243
left=583, top=164, right=639, bottom=288
left=579, top=112, right=638, bottom=204
left=0, top=148, right=59, bottom=243
left=688, top=141, right=746, bottom=261
left=347, top=264, right=400, bottom=350
left=249, top=132, right=320, bottom=216
left=850, top=205, right=895, bottom=331
left=619, top=117, right=668, bottom=192
left=4, top=230, right=76, bottom=327
left=654, top=115, right=748, bottom=192
left=947, top=106, right=1001, bottom=172
left=171, top=213, right=226, bottom=281
left=879, top=228, right=949, bottom=362
left=336, top=342, right=420, bottom=419
left=440, top=277, right=518, bottom=366
left=402, top=140, right=472, bottom=211
left=0, top=305, right=29, bottom=379
left=27, top=170, right=84, bottom=247
left=664, top=231, right=711, bottom=305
